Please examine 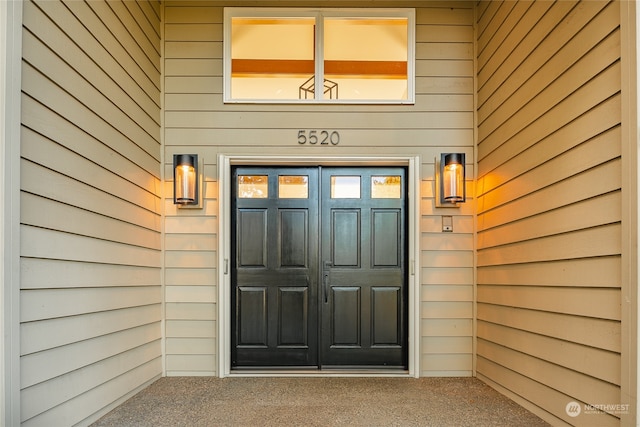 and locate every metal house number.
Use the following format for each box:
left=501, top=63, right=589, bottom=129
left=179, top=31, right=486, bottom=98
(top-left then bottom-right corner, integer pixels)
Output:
left=297, top=130, right=340, bottom=145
